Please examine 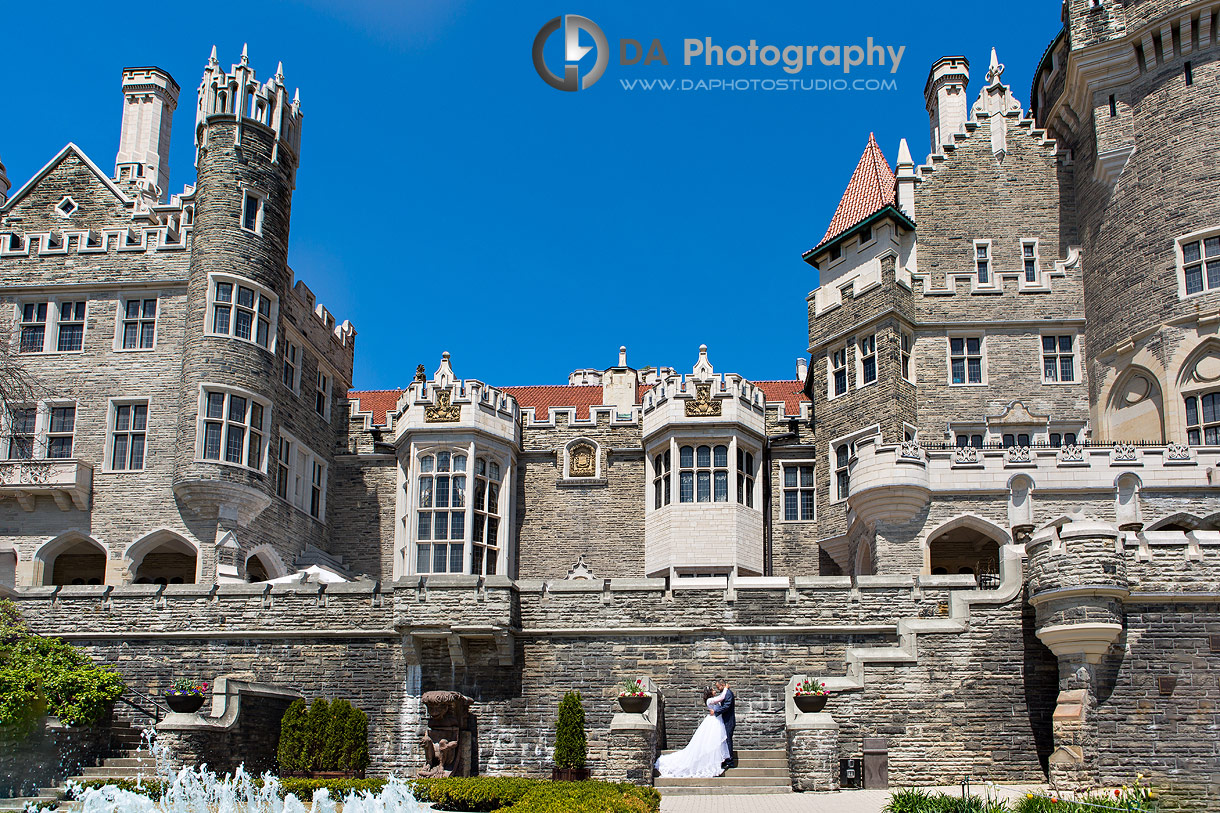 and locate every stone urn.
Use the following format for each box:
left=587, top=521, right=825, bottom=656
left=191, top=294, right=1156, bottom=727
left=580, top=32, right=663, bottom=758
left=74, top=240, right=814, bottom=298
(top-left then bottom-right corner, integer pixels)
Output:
left=165, top=694, right=205, bottom=714
left=794, top=694, right=827, bottom=714
left=617, top=694, right=649, bottom=714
